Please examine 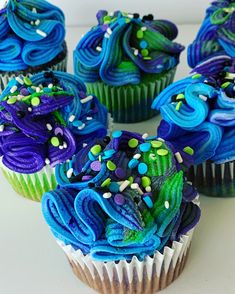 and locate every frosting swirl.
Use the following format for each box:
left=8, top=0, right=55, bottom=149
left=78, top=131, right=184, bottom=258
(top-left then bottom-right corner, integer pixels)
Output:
left=74, top=11, right=184, bottom=86
left=0, top=0, right=65, bottom=71
left=42, top=131, right=200, bottom=262
left=0, top=71, right=108, bottom=173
